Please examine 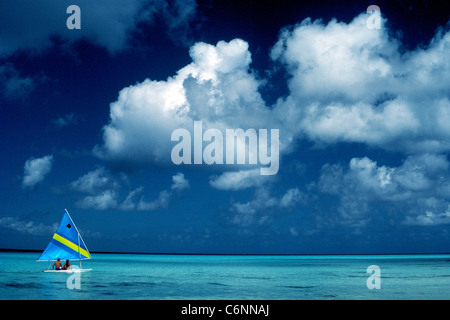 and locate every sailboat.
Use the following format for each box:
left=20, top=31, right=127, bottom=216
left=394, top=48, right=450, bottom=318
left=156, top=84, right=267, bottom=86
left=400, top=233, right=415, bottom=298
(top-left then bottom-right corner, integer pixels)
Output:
left=37, top=209, right=92, bottom=272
